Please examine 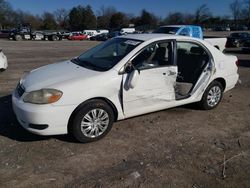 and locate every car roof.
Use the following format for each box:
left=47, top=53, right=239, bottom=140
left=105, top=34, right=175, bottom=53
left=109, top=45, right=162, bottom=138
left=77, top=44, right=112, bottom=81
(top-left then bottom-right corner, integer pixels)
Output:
left=118, top=33, right=192, bottom=42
